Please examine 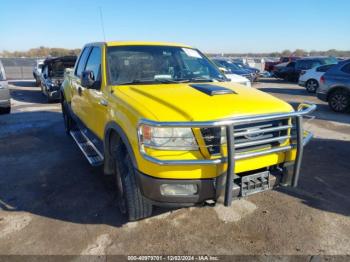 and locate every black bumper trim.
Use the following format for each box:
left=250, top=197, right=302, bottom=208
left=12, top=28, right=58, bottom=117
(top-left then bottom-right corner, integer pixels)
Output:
left=135, top=170, right=225, bottom=206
